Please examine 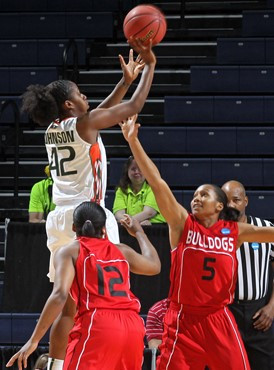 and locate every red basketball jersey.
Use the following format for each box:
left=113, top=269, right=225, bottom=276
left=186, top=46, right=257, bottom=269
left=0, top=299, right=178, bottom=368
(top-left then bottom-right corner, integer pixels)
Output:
left=70, top=237, right=140, bottom=317
left=169, top=214, right=239, bottom=308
